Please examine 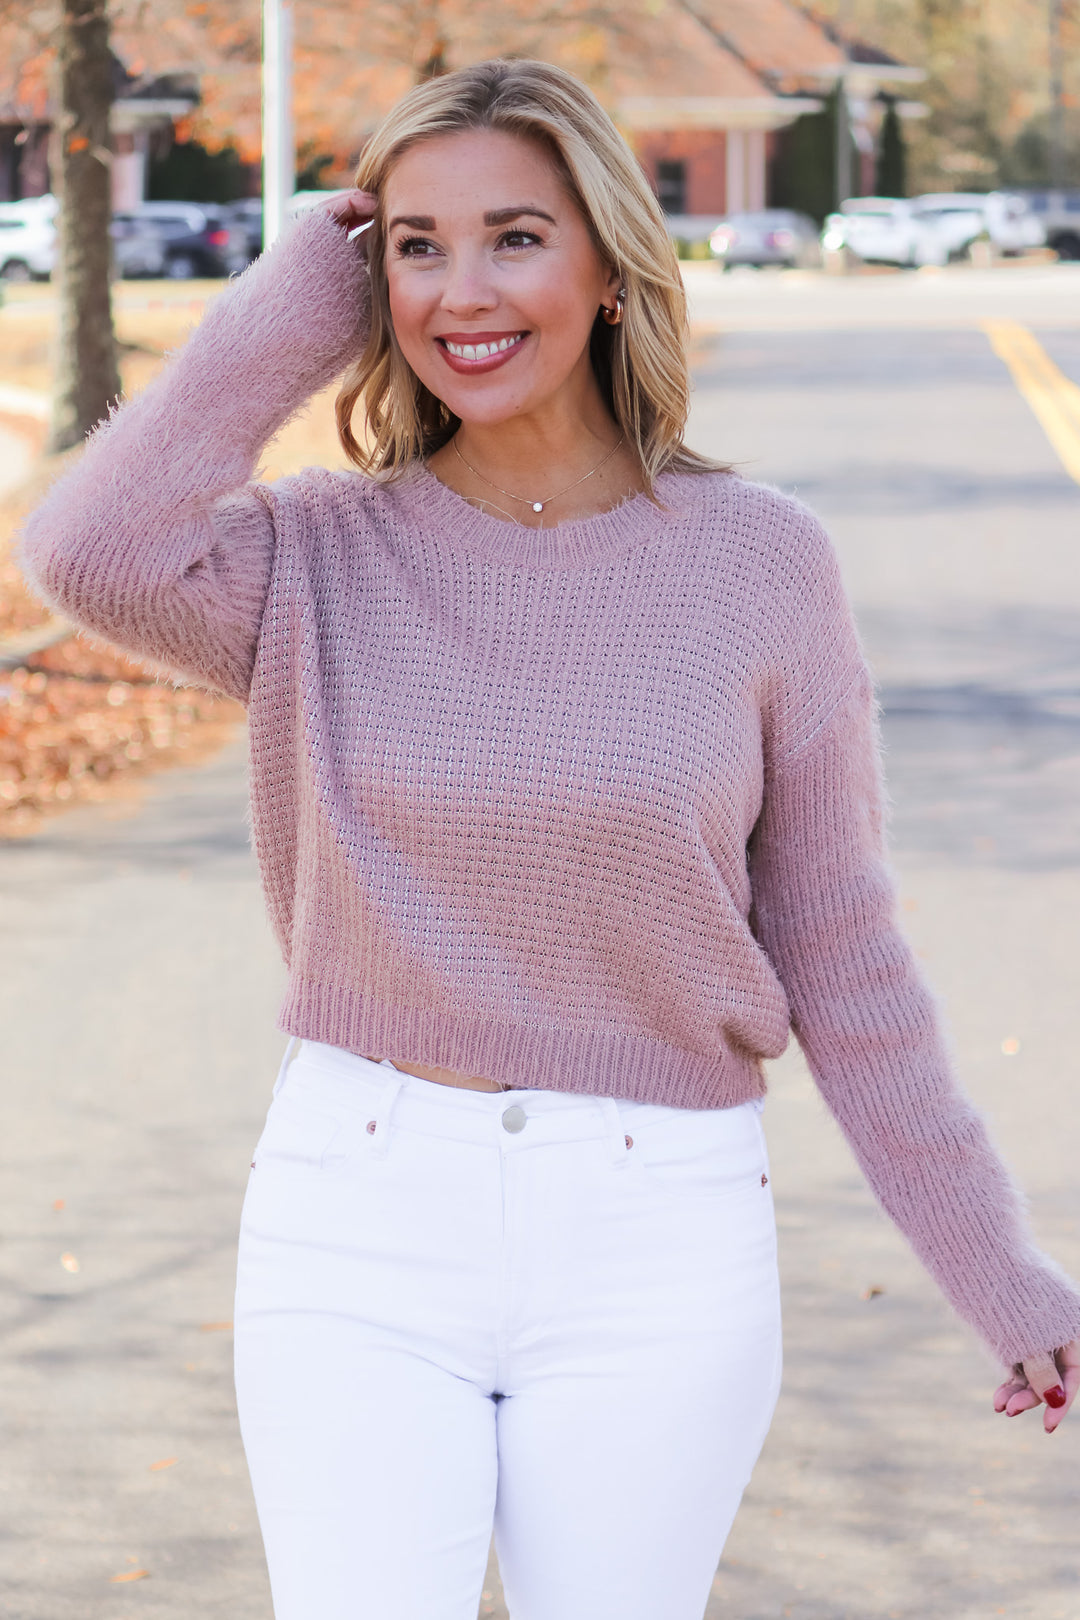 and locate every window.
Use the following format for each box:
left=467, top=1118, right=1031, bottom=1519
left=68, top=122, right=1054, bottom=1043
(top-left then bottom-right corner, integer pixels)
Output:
left=656, top=160, right=687, bottom=216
